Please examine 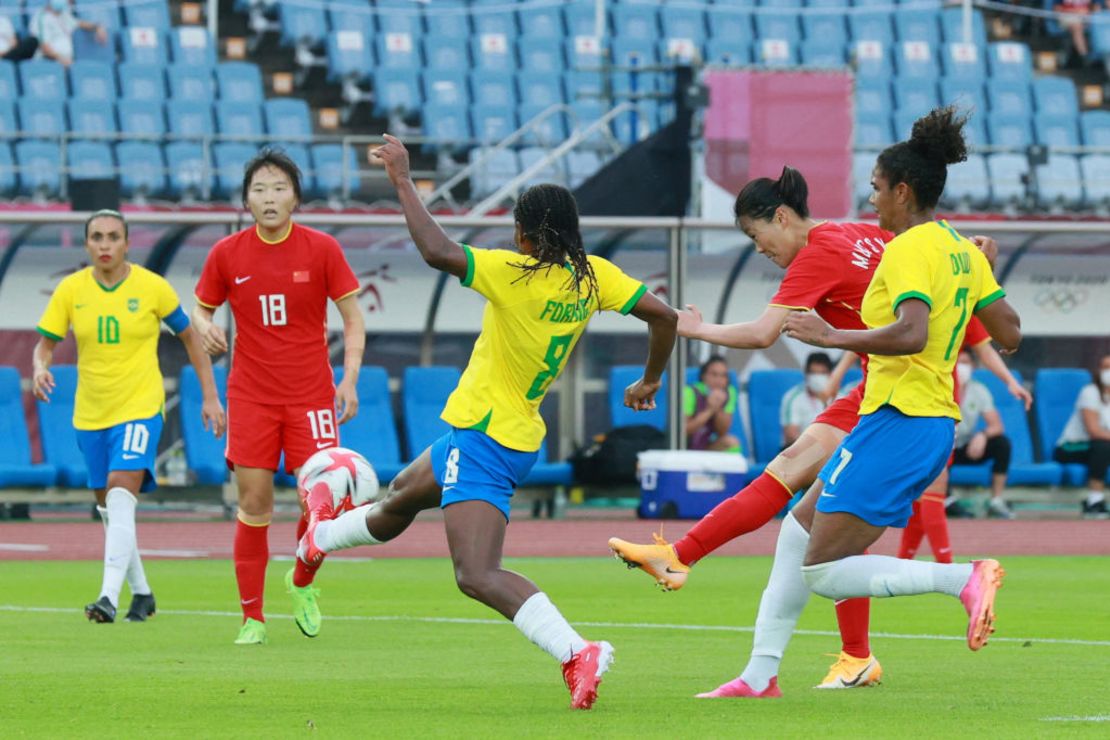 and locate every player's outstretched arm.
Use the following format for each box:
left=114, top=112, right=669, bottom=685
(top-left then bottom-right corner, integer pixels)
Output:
left=334, top=294, right=365, bottom=424
left=973, top=298, right=1021, bottom=354
left=177, top=325, right=226, bottom=438
left=31, top=336, right=57, bottom=402
left=783, top=300, right=930, bottom=356
left=679, top=303, right=790, bottom=349
left=624, top=290, right=678, bottom=410
left=371, top=134, right=467, bottom=279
